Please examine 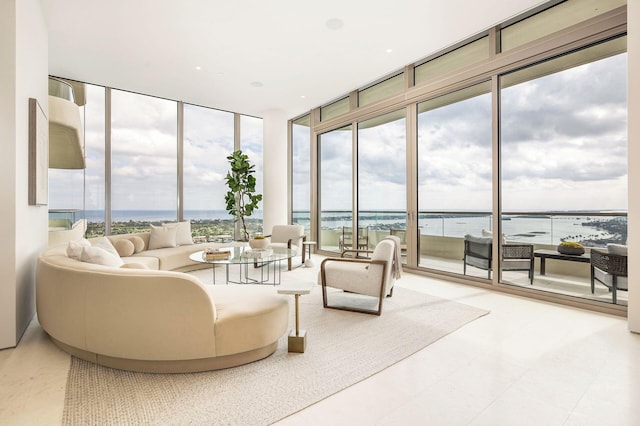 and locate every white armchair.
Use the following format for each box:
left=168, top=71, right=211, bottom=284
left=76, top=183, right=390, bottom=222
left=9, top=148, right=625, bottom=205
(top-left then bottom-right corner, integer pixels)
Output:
left=320, top=238, right=400, bottom=315
left=267, top=225, right=306, bottom=270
